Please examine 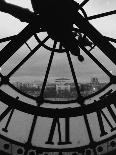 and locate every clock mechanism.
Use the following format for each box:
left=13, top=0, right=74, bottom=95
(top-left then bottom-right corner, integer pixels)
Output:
left=0, top=0, right=116, bottom=155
